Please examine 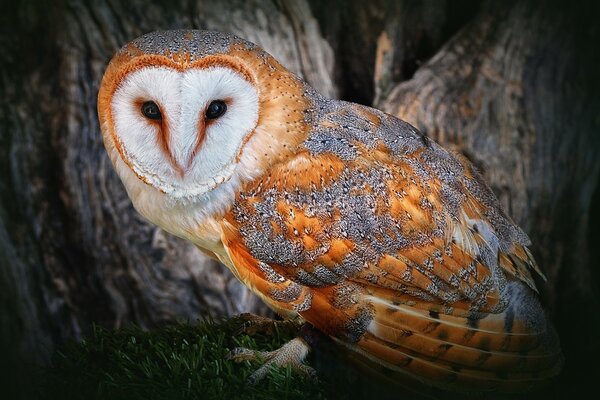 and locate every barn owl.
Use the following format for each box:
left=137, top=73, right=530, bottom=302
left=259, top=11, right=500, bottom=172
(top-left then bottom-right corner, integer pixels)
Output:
left=98, top=30, right=562, bottom=392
